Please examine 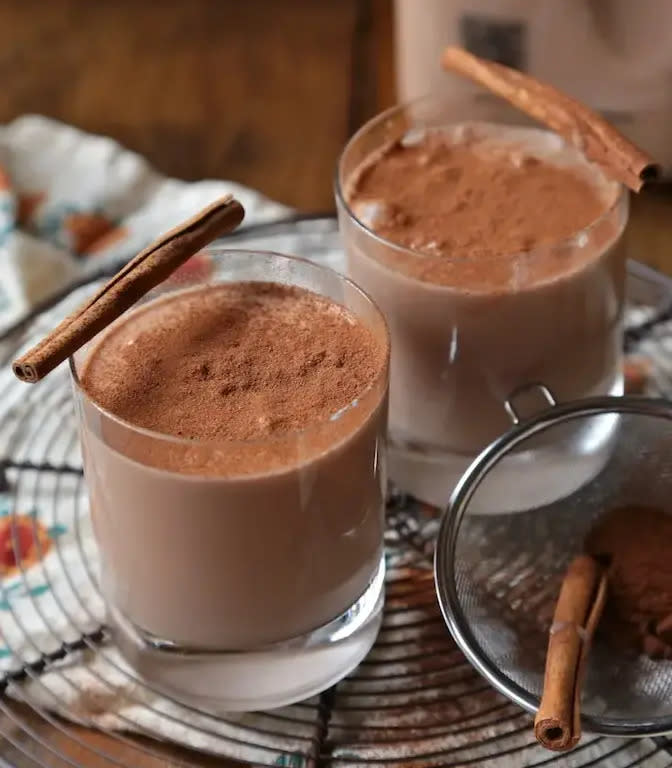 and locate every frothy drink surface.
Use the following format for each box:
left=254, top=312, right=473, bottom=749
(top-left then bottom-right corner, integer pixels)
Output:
left=347, top=124, right=620, bottom=289
left=349, top=124, right=613, bottom=268
left=78, top=282, right=388, bottom=648
left=341, top=122, right=627, bottom=464
left=83, top=282, right=384, bottom=449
